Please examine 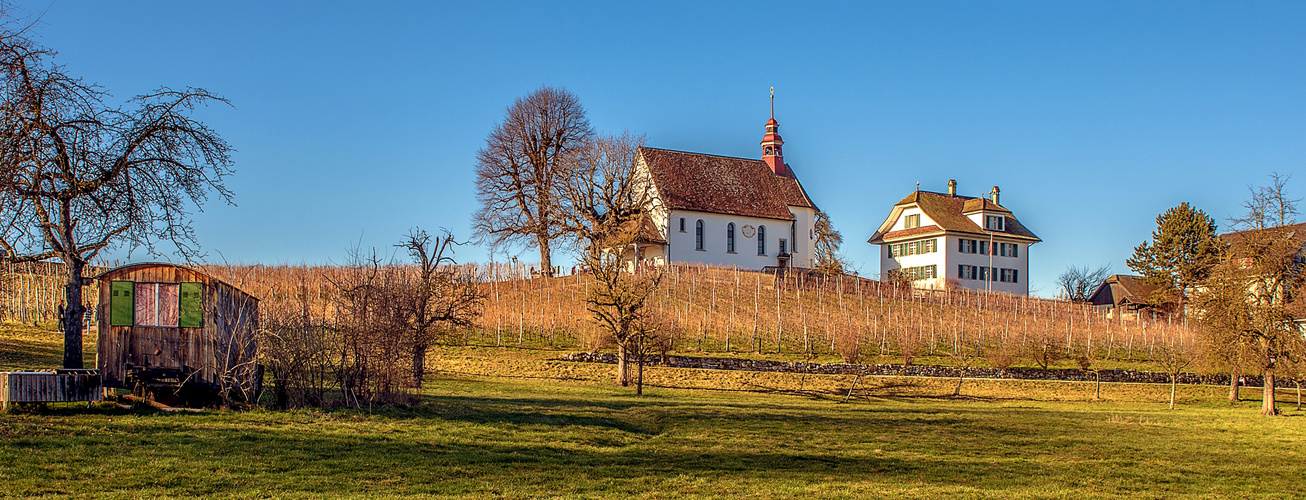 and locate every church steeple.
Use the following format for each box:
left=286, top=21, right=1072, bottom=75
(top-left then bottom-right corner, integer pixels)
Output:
left=761, top=87, right=787, bottom=176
